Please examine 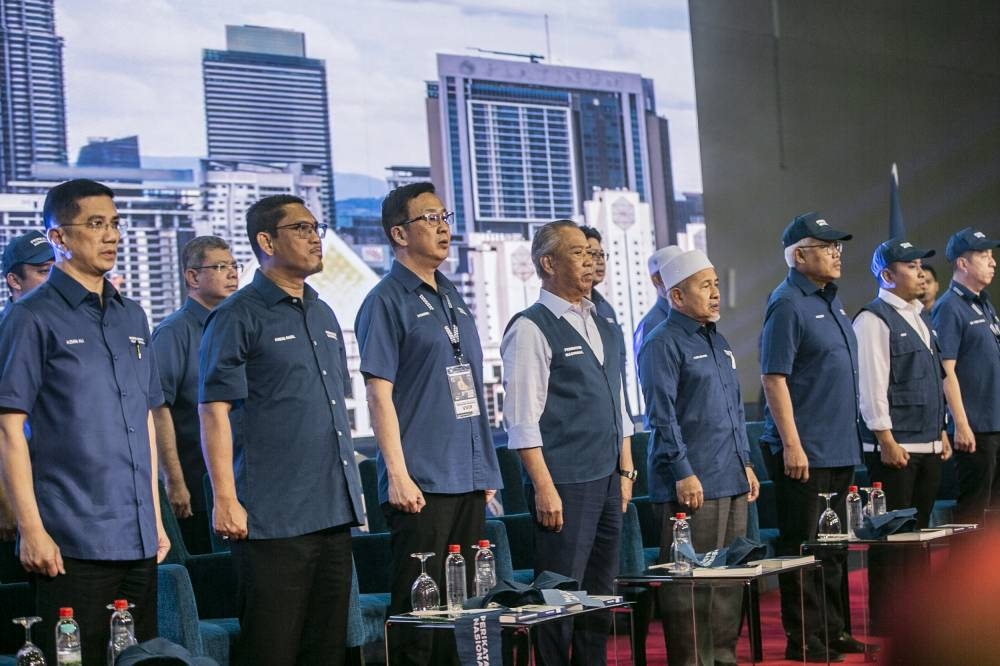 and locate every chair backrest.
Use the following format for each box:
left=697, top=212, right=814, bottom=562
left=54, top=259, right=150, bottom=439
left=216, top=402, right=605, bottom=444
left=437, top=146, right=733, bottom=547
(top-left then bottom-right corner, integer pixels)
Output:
left=158, top=483, right=191, bottom=564
left=358, top=458, right=388, bottom=533
left=745, top=421, right=770, bottom=481
left=156, top=564, right=206, bottom=657
left=485, top=519, right=515, bottom=583
left=630, top=431, right=650, bottom=497
left=201, top=474, right=229, bottom=553
left=618, top=502, right=646, bottom=576
left=352, top=531, right=393, bottom=594
left=496, top=448, right=528, bottom=514
left=495, top=512, right=534, bottom=571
